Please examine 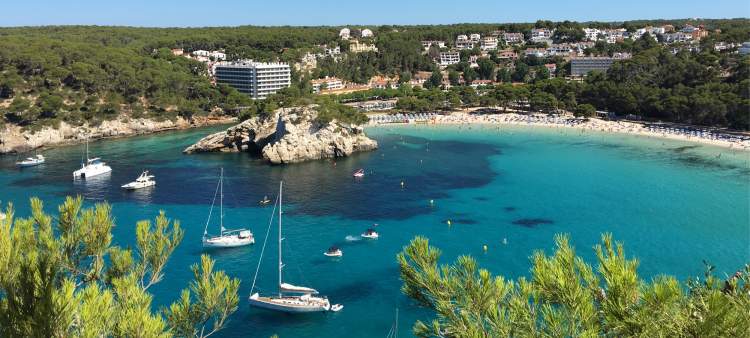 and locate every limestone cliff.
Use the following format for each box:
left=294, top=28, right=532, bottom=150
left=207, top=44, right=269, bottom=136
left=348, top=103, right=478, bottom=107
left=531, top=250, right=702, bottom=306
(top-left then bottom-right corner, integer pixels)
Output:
left=0, top=115, right=235, bottom=154
left=183, top=106, right=378, bottom=164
